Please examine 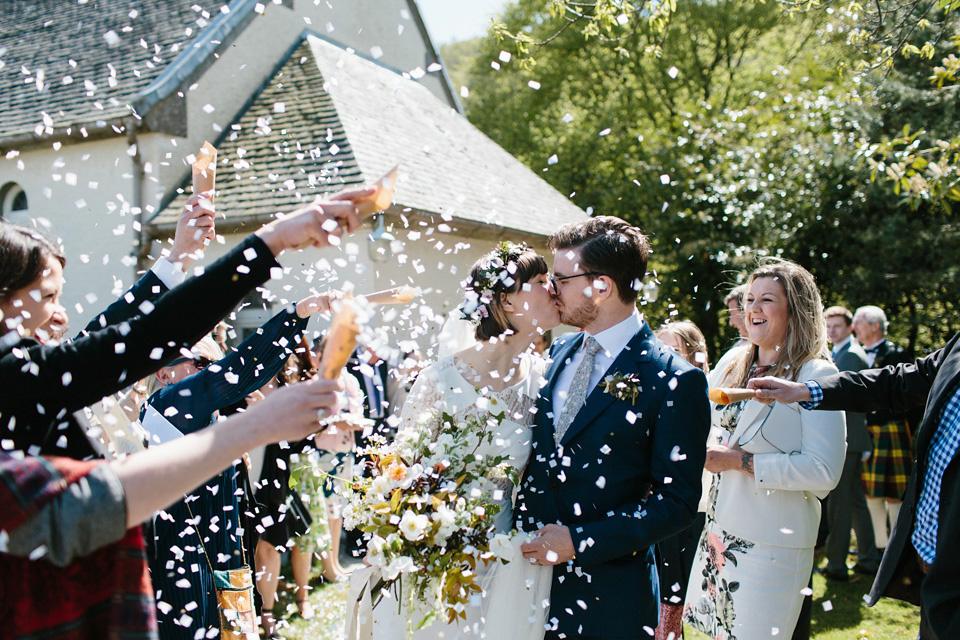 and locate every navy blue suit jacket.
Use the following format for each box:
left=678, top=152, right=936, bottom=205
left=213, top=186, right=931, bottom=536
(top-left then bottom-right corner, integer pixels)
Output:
left=515, top=323, right=710, bottom=638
